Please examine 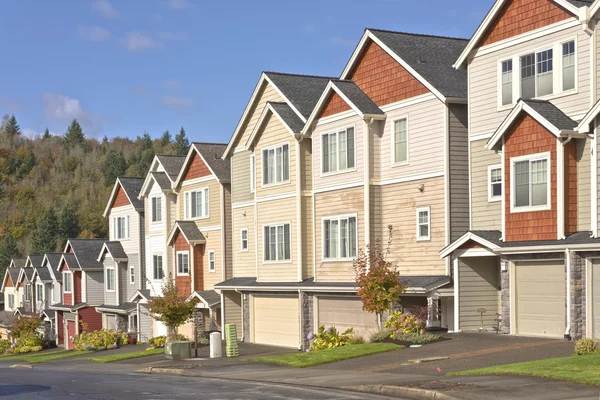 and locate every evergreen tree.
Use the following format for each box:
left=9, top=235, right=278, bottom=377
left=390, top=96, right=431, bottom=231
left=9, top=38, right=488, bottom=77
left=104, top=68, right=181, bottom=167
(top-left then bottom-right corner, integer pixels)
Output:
left=0, top=233, right=20, bottom=278
left=4, top=115, right=21, bottom=138
left=103, top=149, right=127, bottom=186
left=42, top=128, right=51, bottom=140
left=58, top=204, right=79, bottom=243
left=174, top=126, right=190, bottom=156
left=32, top=208, right=59, bottom=253
left=63, top=119, right=85, bottom=148
left=160, top=130, right=172, bottom=147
